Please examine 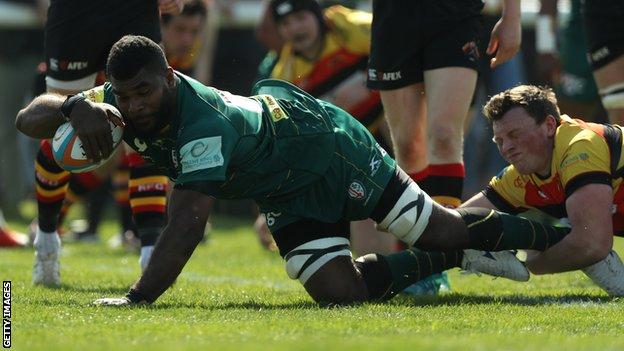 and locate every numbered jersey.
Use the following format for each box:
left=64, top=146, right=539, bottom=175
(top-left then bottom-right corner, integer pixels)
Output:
left=82, top=73, right=337, bottom=200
